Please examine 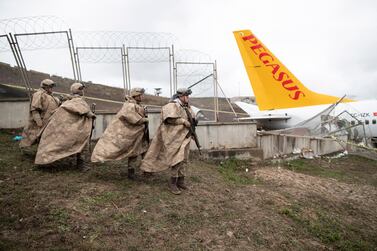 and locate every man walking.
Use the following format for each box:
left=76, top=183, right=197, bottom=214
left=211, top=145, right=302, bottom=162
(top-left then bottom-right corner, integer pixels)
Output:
left=91, top=87, right=149, bottom=179
left=141, top=88, right=196, bottom=195
left=34, top=83, right=95, bottom=170
left=20, top=79, right=60, bottom=148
